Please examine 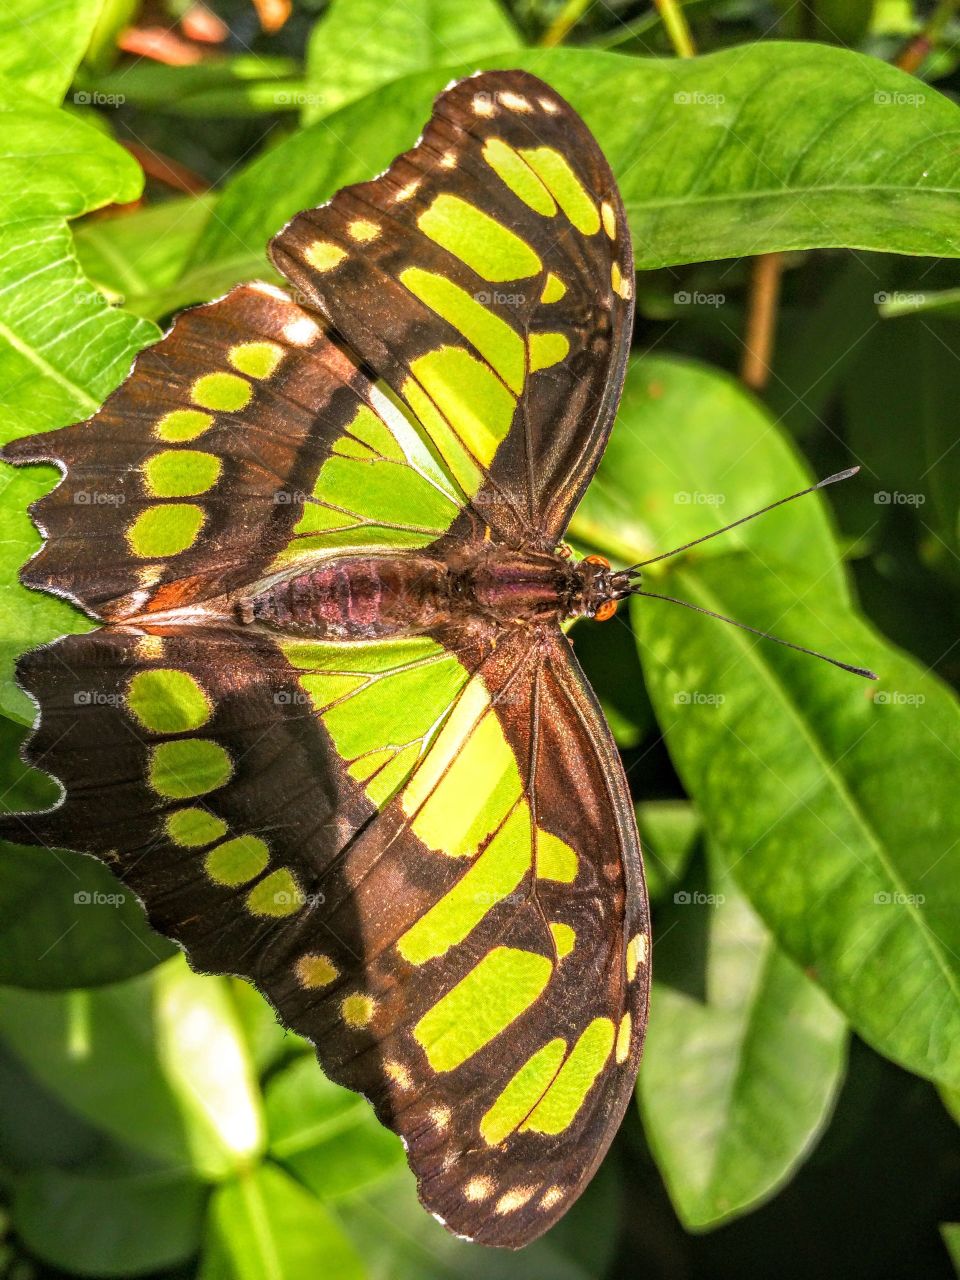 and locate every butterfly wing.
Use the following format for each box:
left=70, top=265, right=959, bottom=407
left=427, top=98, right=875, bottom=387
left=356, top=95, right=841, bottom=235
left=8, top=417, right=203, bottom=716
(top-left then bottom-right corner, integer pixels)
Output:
left=270, top=69, right=634, bottom=546
left=2, top=283, right=465, bottom=620
left=8, top=618, right=647, bottom=1248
